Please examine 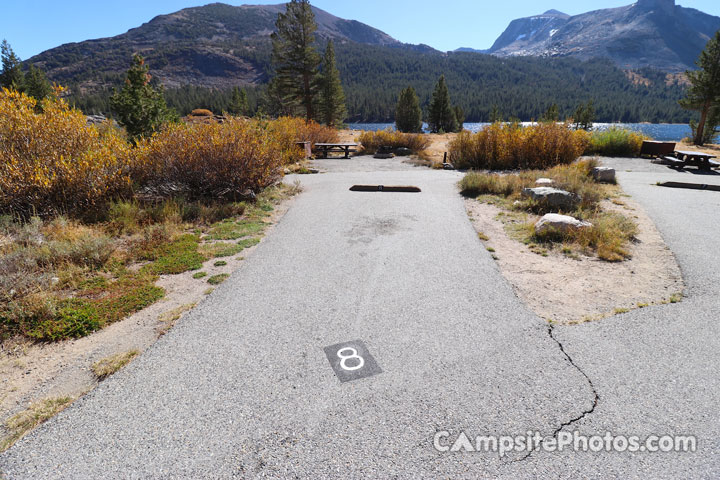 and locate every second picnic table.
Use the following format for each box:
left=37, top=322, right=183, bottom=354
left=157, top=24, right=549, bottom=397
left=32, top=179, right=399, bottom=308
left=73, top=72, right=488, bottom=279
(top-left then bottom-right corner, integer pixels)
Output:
left=314, top=143, right=358, bottom=159
left=673, top=150, right=718, bottom=171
